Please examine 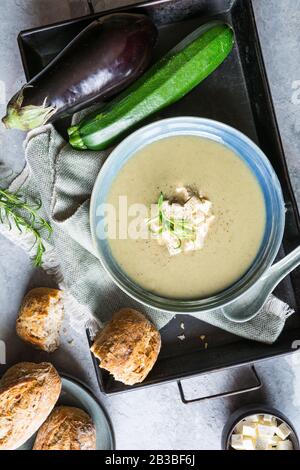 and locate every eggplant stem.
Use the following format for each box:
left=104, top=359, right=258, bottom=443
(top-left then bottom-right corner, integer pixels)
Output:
left=2, top=88, right=57, bottom=131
